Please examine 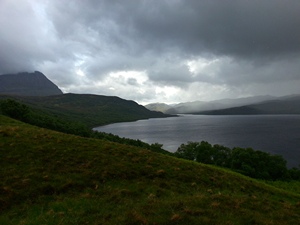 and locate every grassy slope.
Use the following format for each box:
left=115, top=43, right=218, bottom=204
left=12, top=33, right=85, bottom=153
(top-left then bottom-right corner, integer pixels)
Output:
left=1, top=115, right=300, bottom=224
left=0, top=93, right=172, bottom=127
